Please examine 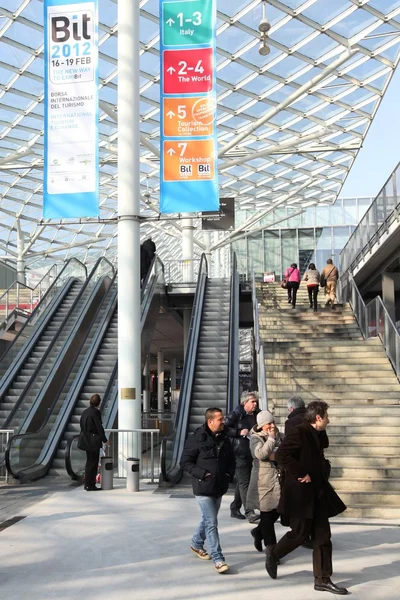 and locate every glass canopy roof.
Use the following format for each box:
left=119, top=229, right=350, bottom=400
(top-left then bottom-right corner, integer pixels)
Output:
left=0, top=0, right=400, bottom=270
